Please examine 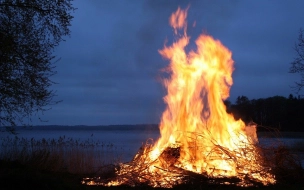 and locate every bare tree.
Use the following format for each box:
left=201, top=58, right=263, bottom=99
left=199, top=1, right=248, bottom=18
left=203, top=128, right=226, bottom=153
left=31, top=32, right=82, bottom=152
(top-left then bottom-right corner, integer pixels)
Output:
left=290, top=28, right=304, bottom=93
left=0, top=0, right=76, bottom=129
